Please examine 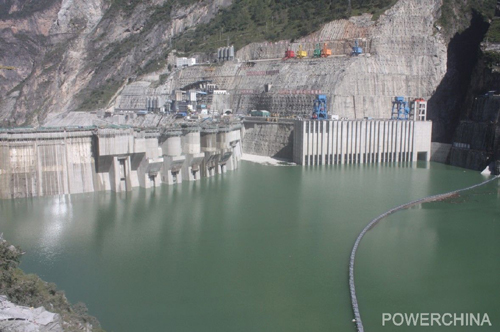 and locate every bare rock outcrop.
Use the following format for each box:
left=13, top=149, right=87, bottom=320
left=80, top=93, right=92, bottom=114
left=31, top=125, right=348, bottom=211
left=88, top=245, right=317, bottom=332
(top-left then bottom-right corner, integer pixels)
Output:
left=0, top=296, right=63, bottom=332
left=0, top=0, right=232, bottom=126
